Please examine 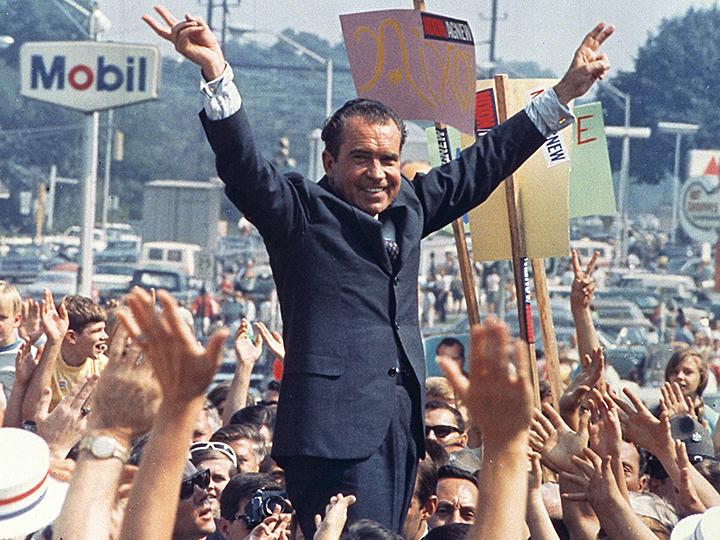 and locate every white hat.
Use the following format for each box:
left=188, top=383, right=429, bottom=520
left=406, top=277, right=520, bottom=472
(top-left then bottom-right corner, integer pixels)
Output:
left=0, top=428, right=68, bottom=539
left=670, top=507, right=720, bottom=540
